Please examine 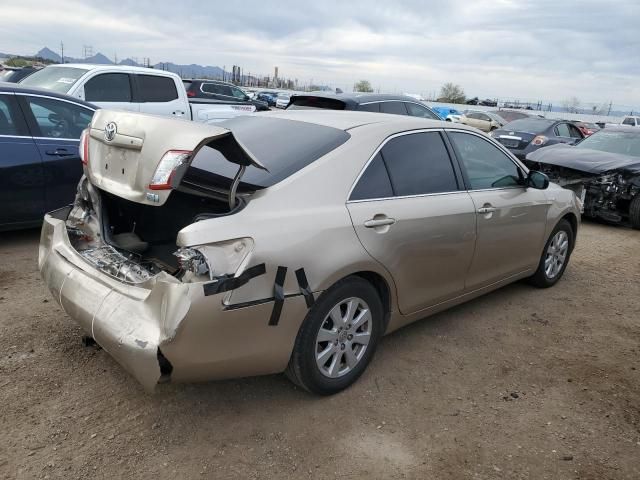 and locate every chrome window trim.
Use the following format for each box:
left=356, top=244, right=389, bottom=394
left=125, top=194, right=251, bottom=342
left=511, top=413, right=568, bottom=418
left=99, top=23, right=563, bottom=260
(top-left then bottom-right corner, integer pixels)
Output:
left=0, top=134, right=32, bottom=139
left=14, top=92, right=96, bottom=112
left=32, top=136, right=80, bottom=142
left=346, top=128, right=461, bottom=203
left=346, top=127, right=528, bottom=203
